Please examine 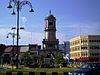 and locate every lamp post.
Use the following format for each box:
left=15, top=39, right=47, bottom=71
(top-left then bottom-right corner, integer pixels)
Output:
left=7, top=27, right=24, bottom=68
left=7, top=27, right=16, bottom=46
left=7, top=0, right=34, bottom=69
left=7, top=27, right=24, bottom=45
left=7, top=27, right=16, bottom=68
